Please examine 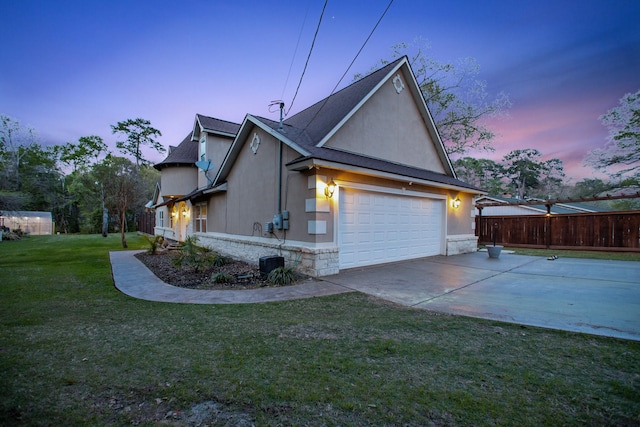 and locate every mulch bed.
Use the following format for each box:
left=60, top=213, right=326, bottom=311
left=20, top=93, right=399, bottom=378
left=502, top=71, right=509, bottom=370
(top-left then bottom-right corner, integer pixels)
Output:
left=134, top=251, right=279, bottom=290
